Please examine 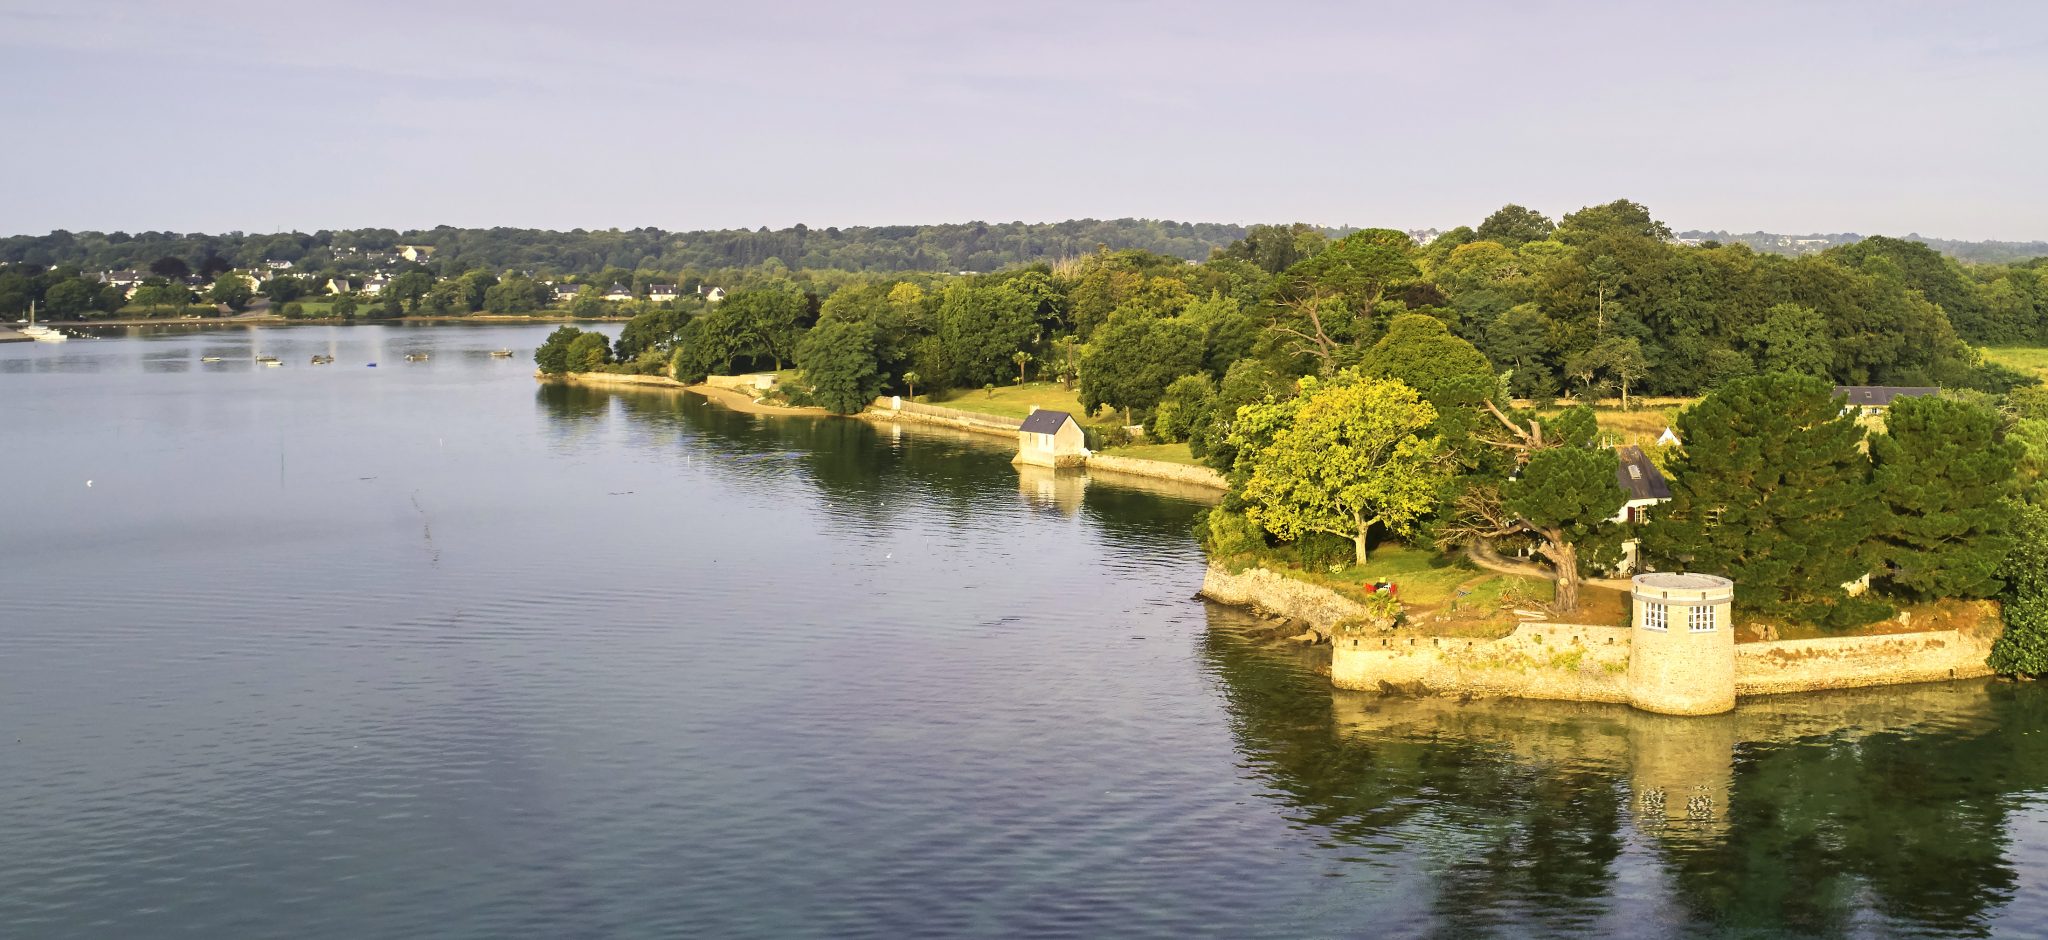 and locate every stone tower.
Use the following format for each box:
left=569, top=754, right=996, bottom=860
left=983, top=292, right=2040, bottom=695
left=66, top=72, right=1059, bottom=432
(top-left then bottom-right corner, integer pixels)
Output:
left=1627, top=573, right=1737, bottom=715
